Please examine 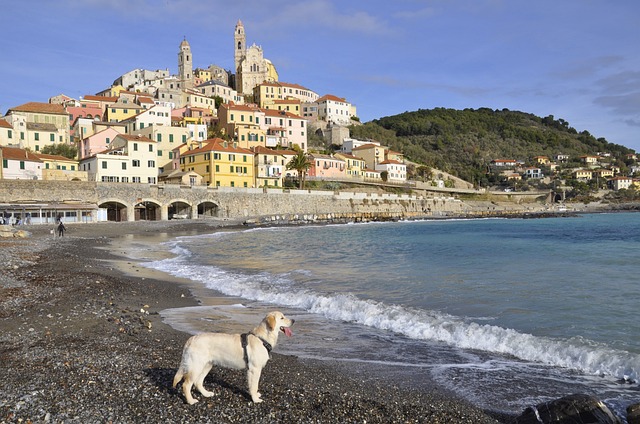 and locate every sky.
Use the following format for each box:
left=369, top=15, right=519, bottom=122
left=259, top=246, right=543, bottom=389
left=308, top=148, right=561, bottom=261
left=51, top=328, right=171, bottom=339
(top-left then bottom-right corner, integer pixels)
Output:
left=1, top=0, right=638, bottom=151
